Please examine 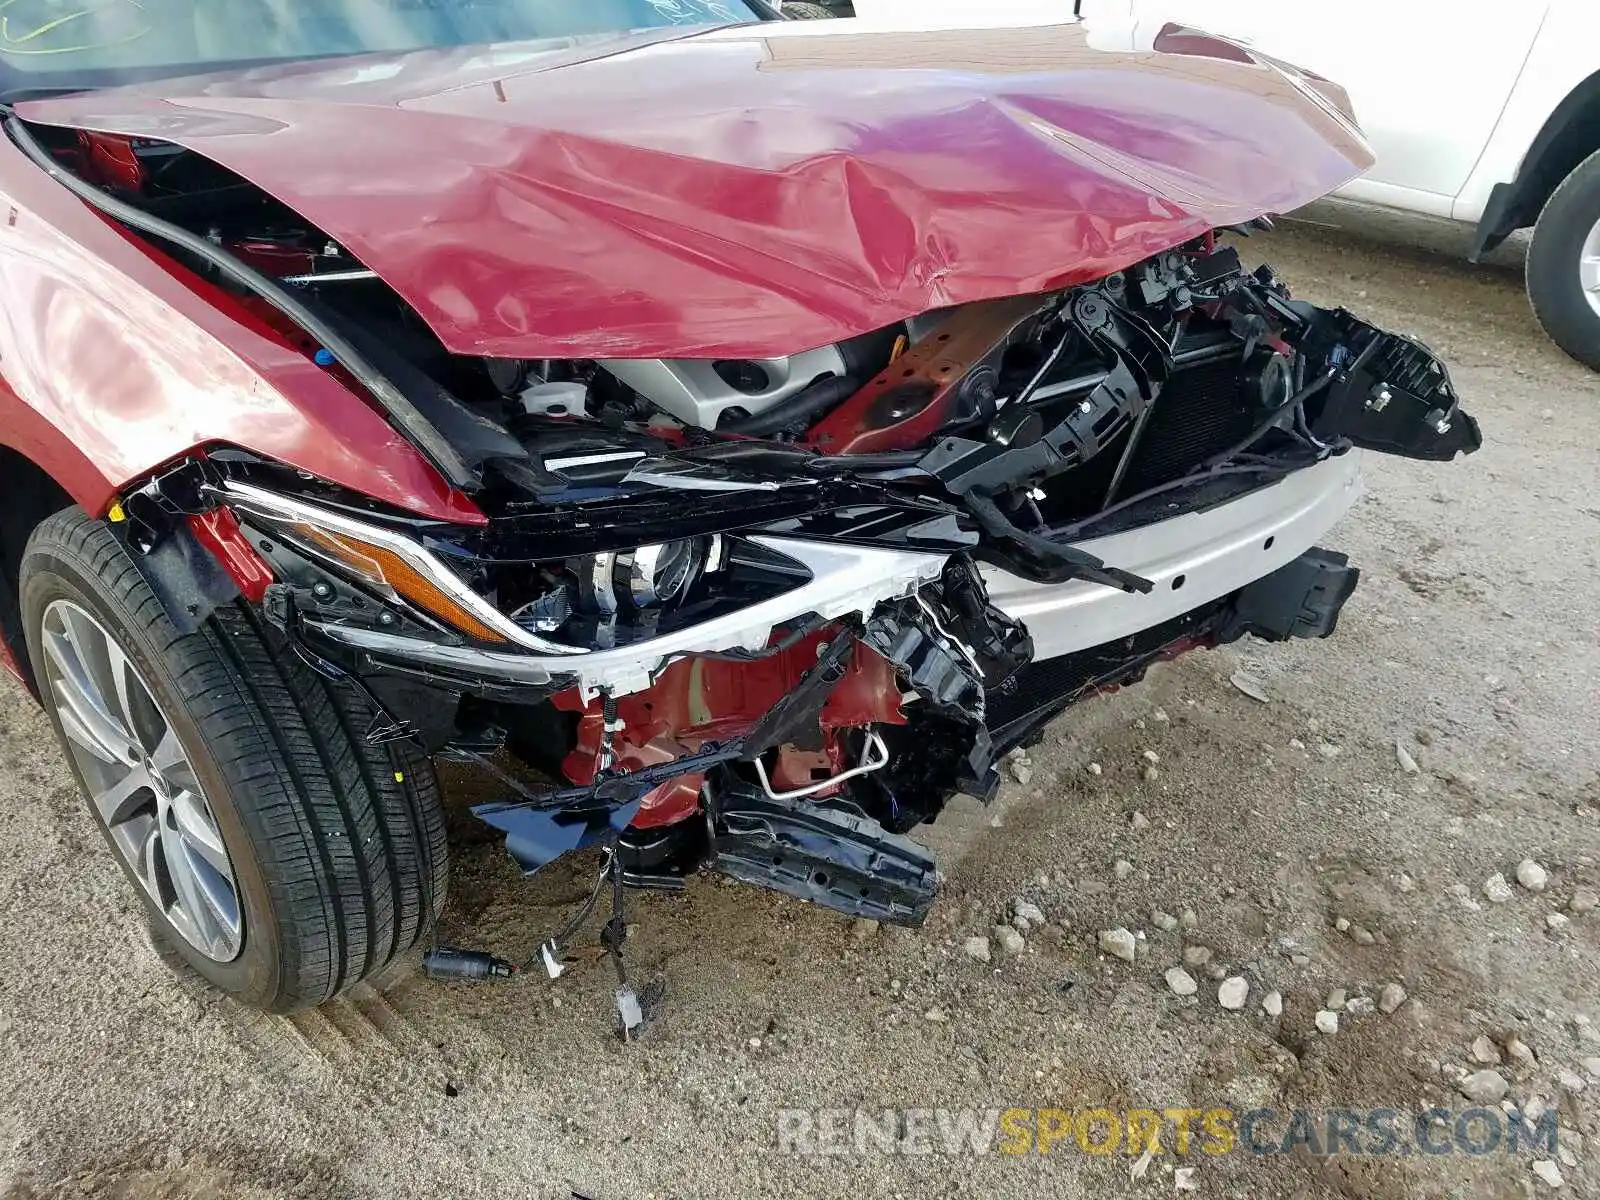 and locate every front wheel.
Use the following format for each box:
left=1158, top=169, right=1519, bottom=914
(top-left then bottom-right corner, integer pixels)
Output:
left=21, top=508, right=447, bottom=1011
left=1526, top=147, right=1600, bottom=372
